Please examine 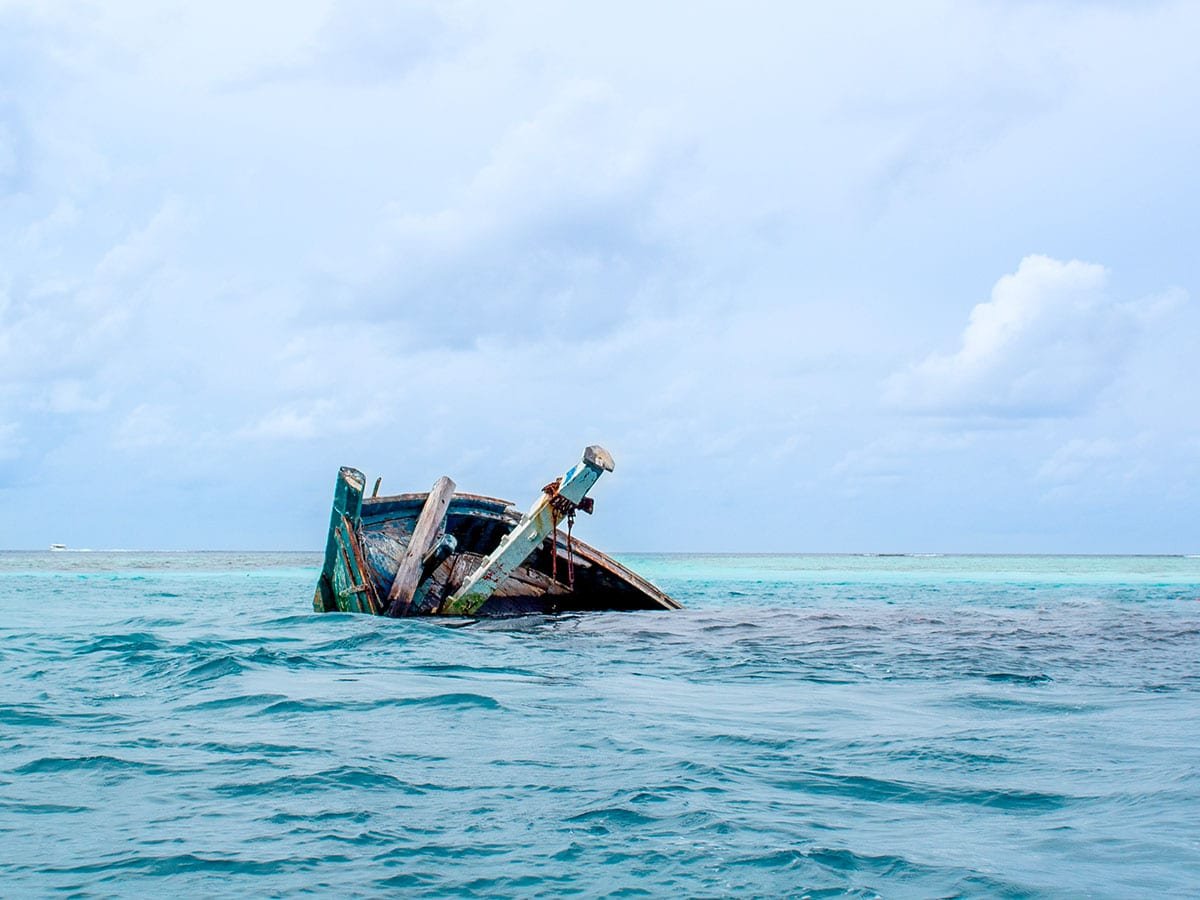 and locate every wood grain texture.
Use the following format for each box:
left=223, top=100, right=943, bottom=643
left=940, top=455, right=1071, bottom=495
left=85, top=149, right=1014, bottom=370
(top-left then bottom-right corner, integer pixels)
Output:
left=385, top=475, right=455, bottom=617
